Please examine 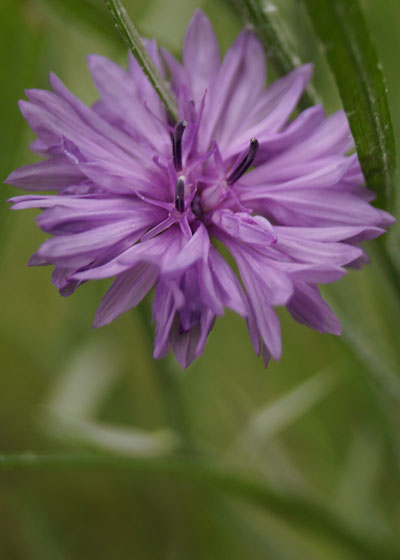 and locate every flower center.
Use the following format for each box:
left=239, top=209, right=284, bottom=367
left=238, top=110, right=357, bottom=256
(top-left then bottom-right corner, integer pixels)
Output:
left=175, top=176, right=185, bottom=213
left=171, top=121, right=259, bottom=215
